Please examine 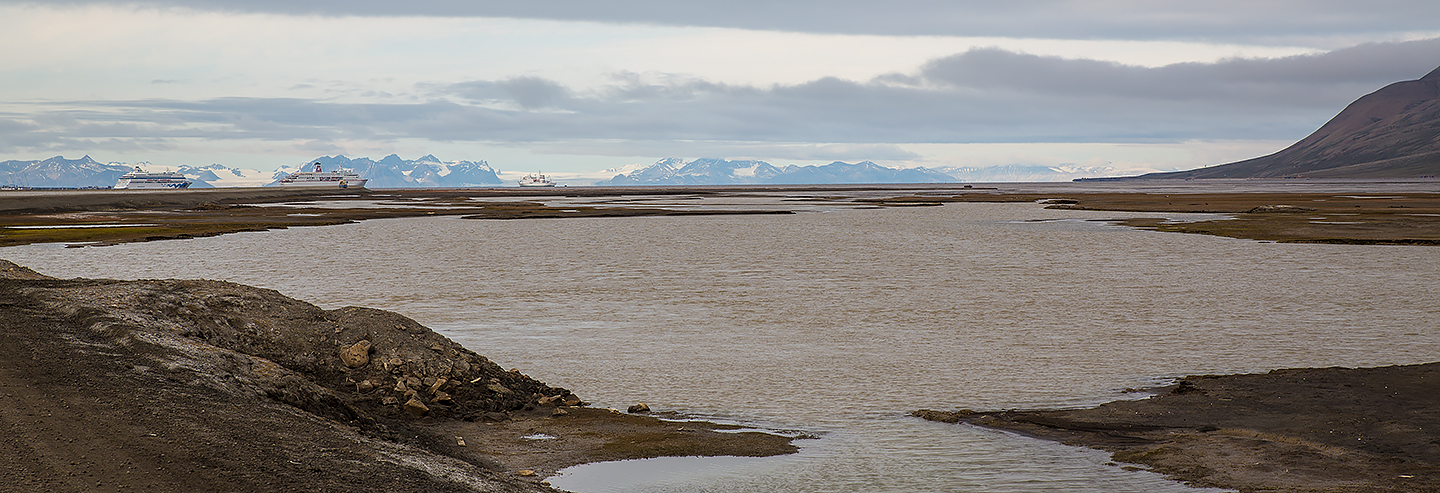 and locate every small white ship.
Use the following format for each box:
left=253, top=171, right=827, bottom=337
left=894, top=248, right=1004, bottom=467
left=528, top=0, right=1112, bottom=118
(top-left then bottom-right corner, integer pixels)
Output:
left=277, top=162, right=368, bottom=188
left=518, top=172, right=556, bottom=187
left=113, top=166, right=193, bottom=189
